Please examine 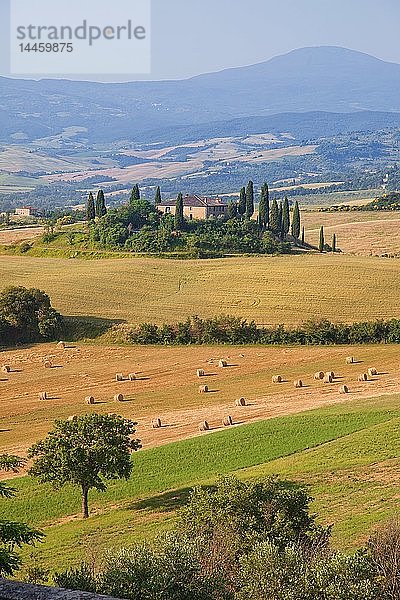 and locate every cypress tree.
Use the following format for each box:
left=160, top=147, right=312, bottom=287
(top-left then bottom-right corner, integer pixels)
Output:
left=319, top=226, right=325, bottom=253
left=258, top=183, right=270, bottom=229
left=95, top=190, right=107, bottom=218
left=282, top=196, right=290, bottom=239
left=301, top=226, right=305, bottom=245
left=86, top=192, right=95, bottom=222
left=238, top=187, right=246, bottom=216
left=245, top=180, right=255, bottom=218
left=291, top=200, right=301, bottom=239
left=227, top=201, right=238, bottom=219
left=174, top=192, right=184, bottom=231
left=332, top=233, right=337, bottom=253
left=154, top=186, right=162, bottom=205
left=278, top=201, right=283, bottom=238
left=269, top=199, right=280, bottom=236
left=130, top=184, right=140, bottom=204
